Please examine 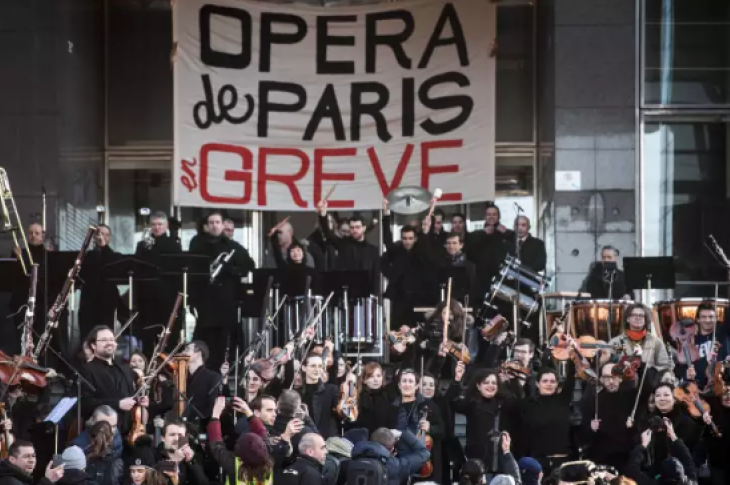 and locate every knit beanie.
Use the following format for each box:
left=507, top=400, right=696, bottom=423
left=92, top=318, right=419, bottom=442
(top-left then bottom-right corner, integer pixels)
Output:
left=660, top=457, right=686, bottom=484
left=234, top=433, right=270, bottom=468
left=126, top=435, right=156, bottom=469
left=326, top=437, right=353, bottom=458
left=490, top=475, right=516, bottom=485
left=61, top=446, right=86, bottom=470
